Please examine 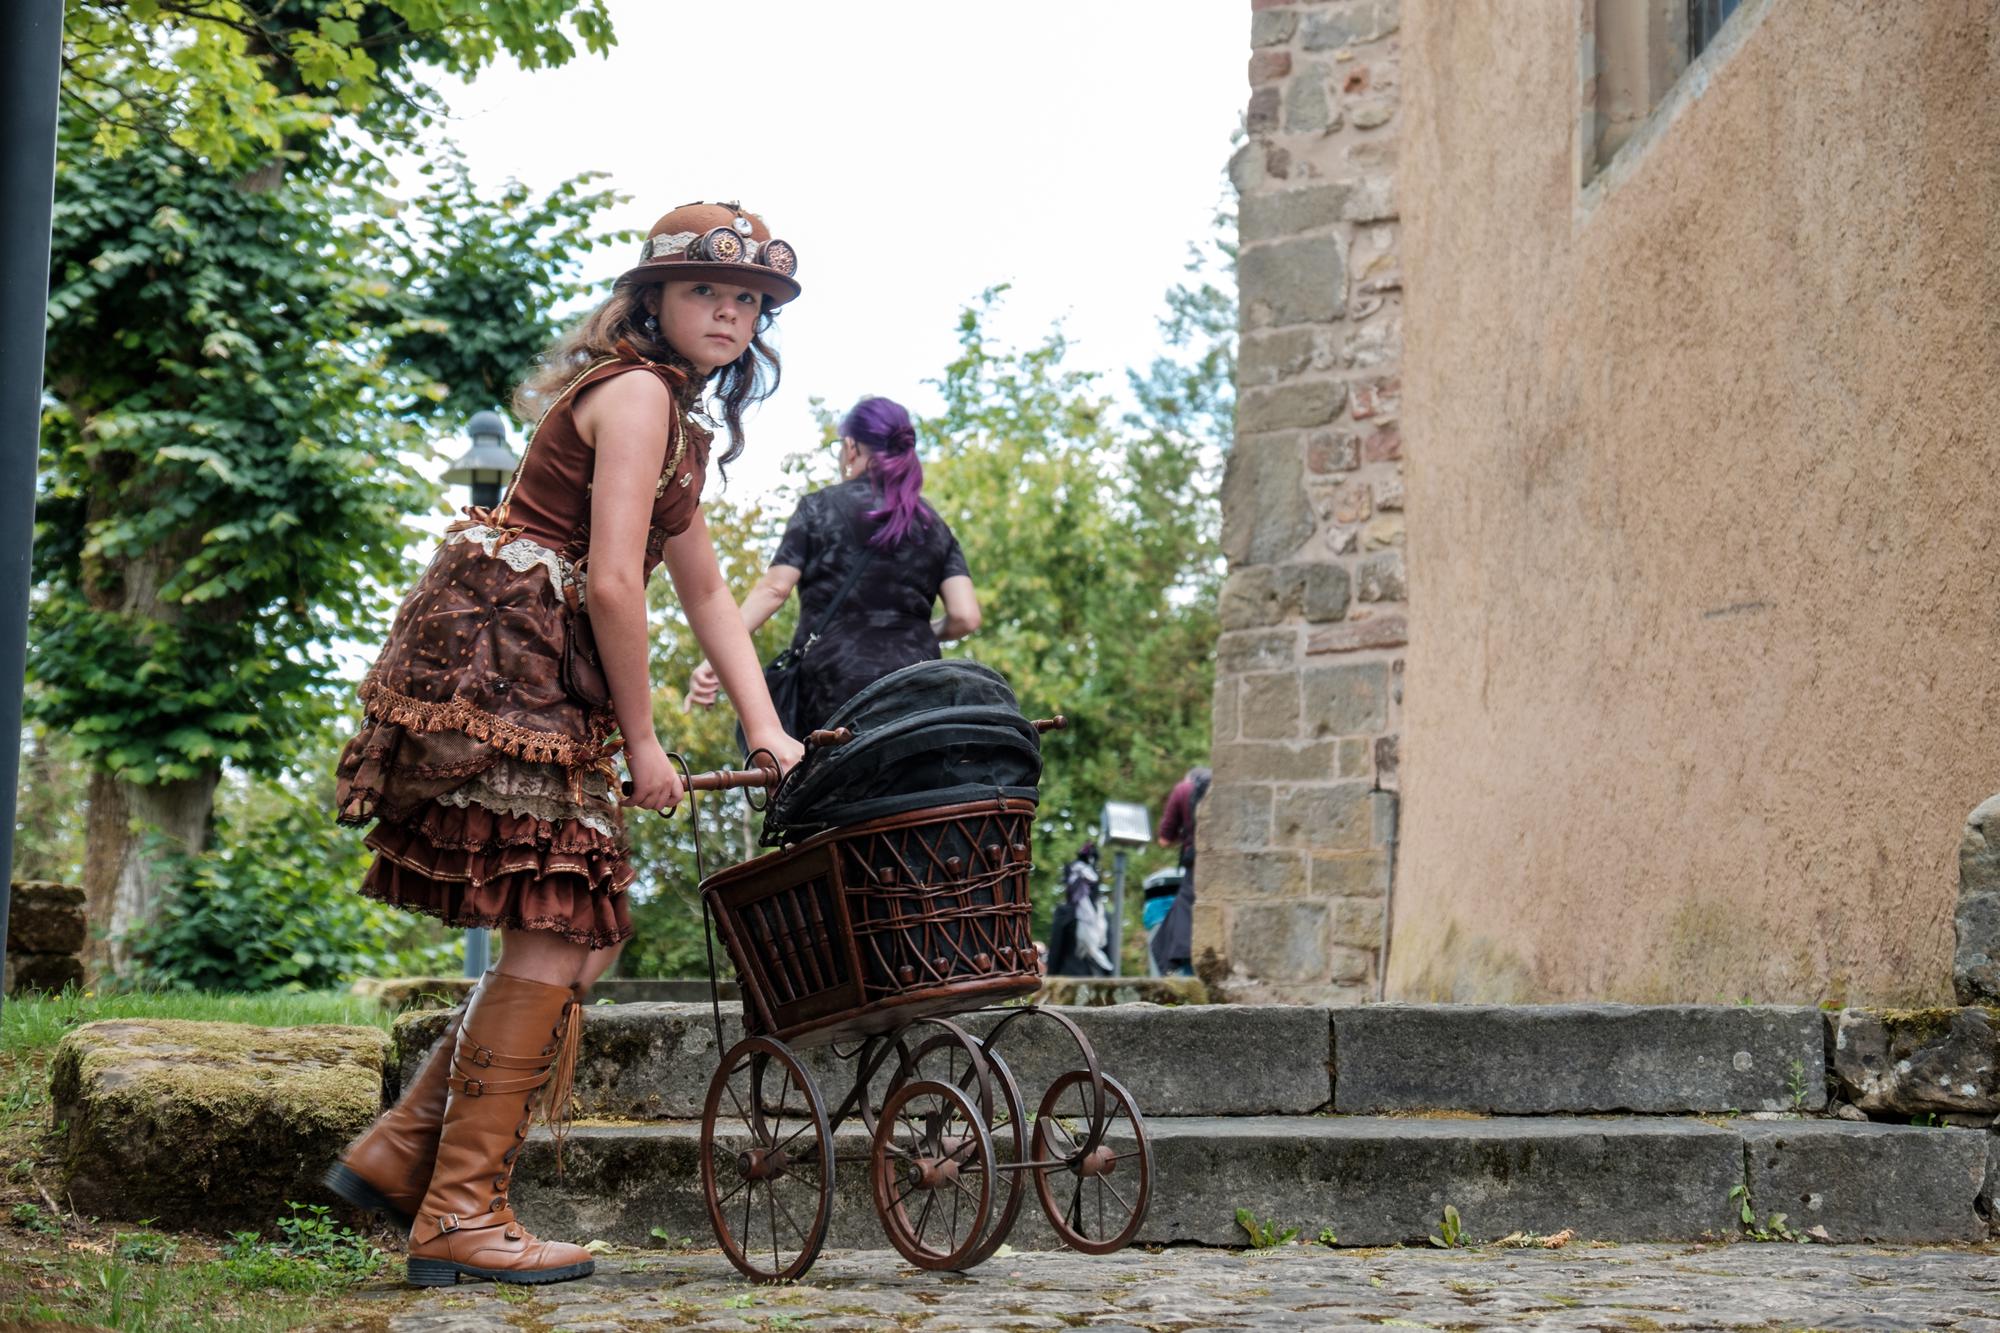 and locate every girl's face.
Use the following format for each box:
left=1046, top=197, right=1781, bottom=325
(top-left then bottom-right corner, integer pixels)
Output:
left=650, top=280, right=763, bottom=371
